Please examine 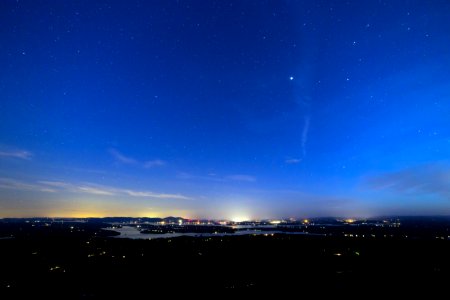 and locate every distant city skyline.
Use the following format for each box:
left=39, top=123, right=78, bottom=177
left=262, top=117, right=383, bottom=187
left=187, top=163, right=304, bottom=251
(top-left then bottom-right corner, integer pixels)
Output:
left=0, top=1, right=449, bottom=219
